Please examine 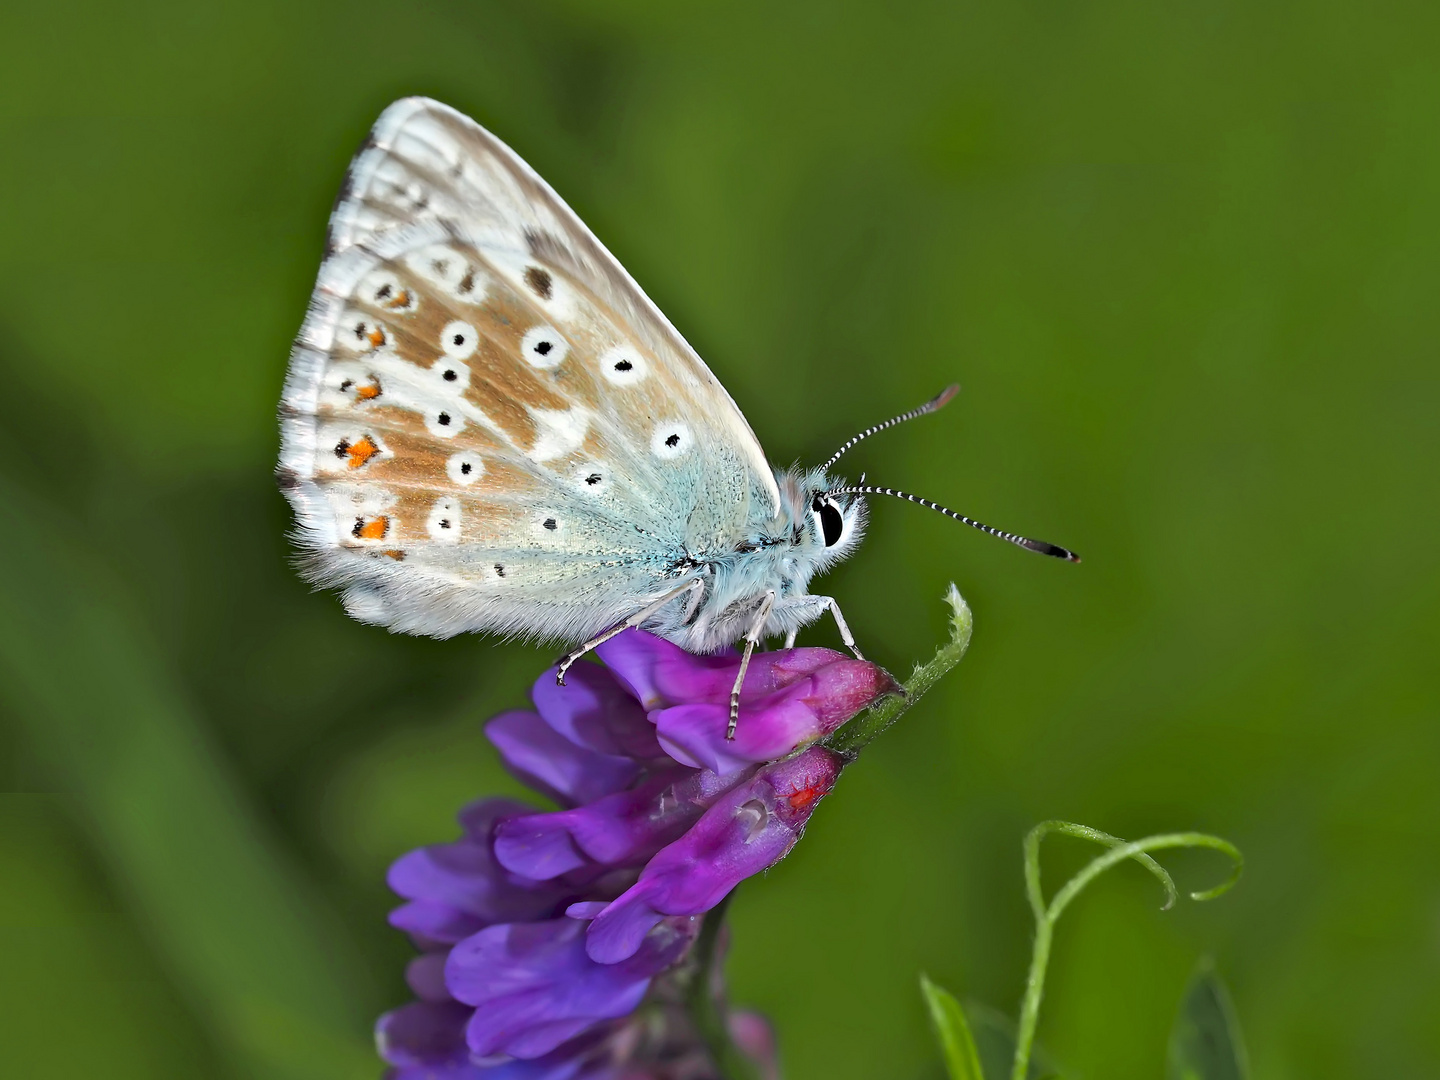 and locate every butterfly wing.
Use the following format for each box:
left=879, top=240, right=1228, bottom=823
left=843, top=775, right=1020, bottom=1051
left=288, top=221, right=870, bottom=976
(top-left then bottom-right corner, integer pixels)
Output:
left=279, top=98, right=781, bottom=641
